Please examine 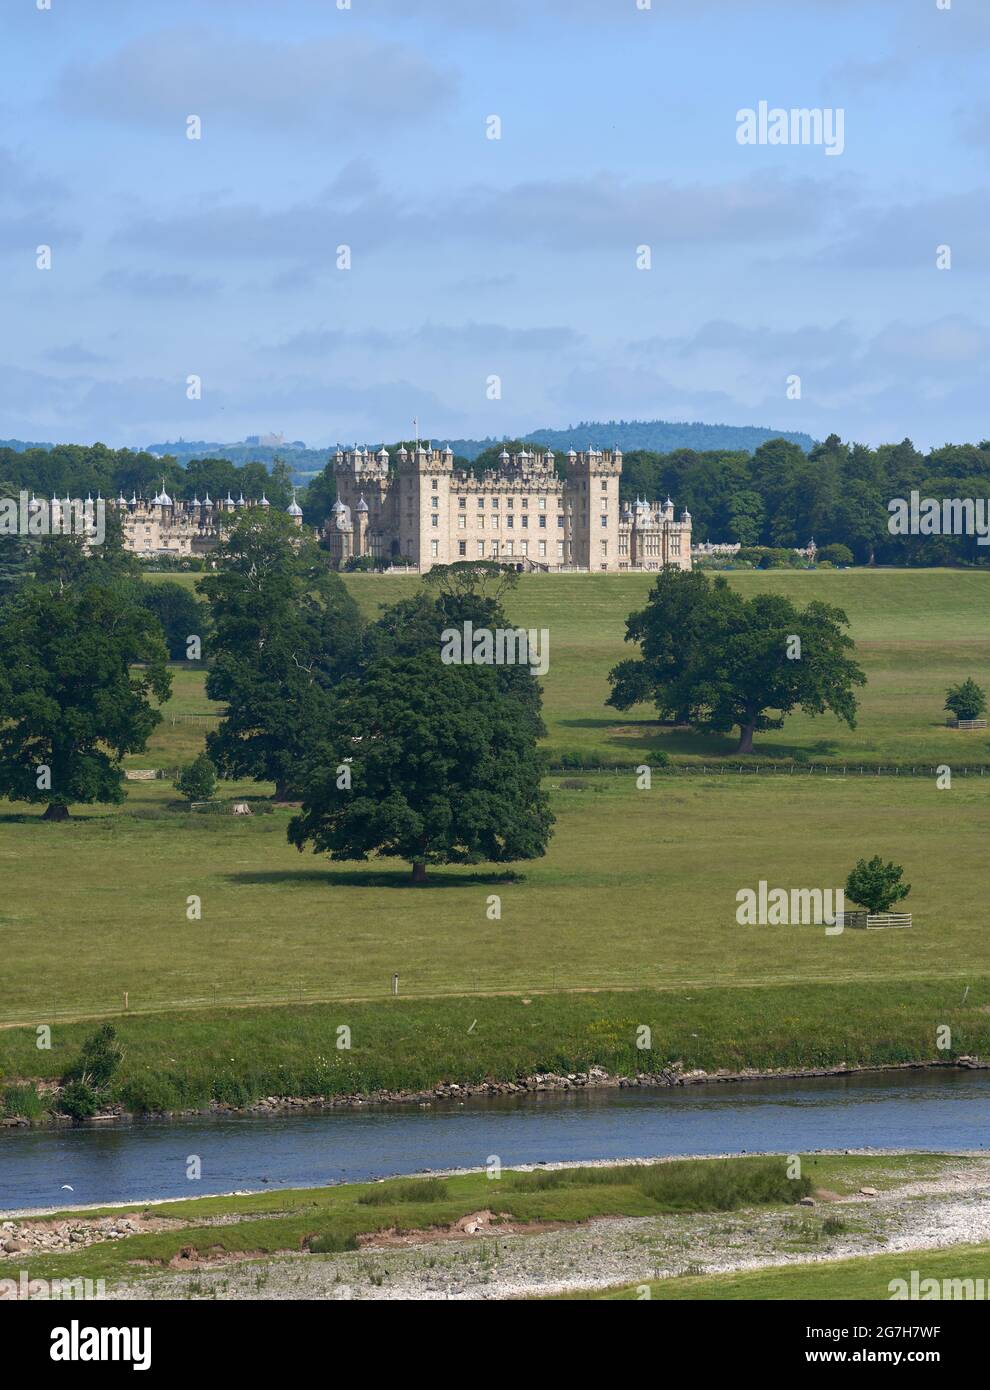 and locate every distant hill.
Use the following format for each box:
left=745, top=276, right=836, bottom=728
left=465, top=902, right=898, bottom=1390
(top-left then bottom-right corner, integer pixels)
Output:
left=144, top=439, right=329, bottom=473
left=0, top=438, right=55, bottom=452
left=446, top=419, right=815, bottom=461
left=1, top=419, right=815, bottom=475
